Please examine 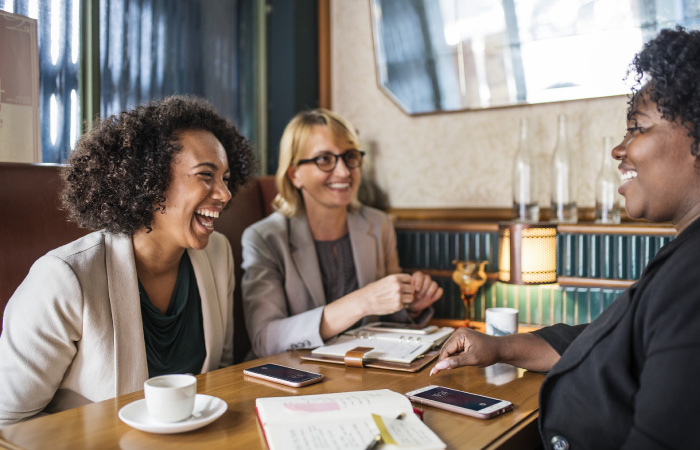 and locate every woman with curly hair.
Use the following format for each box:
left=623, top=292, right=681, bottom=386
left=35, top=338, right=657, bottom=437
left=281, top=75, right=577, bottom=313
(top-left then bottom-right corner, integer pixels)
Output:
left=431, top=27, right=700, bottom=449
left=241, top=109, right=442, bottom=358
left=0, top=96, right=255, bottom=425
